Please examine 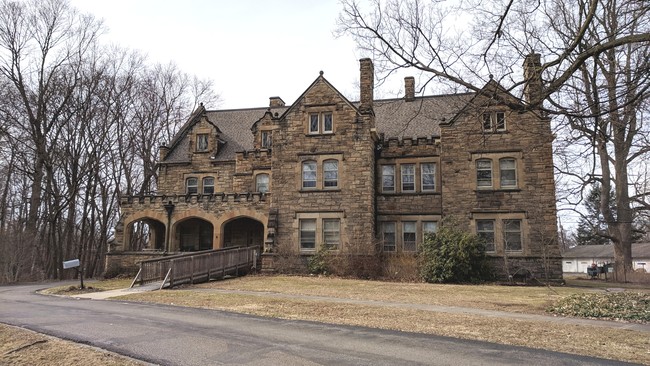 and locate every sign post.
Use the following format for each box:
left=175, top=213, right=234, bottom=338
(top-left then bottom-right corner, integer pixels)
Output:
left=63, top=259, right=84, bottom=289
